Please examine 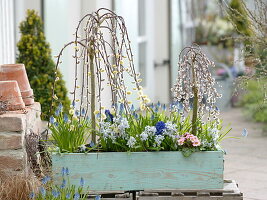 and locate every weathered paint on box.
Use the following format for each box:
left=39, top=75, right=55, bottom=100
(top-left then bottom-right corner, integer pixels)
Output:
left=52, top=151, right=224, bottom=191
